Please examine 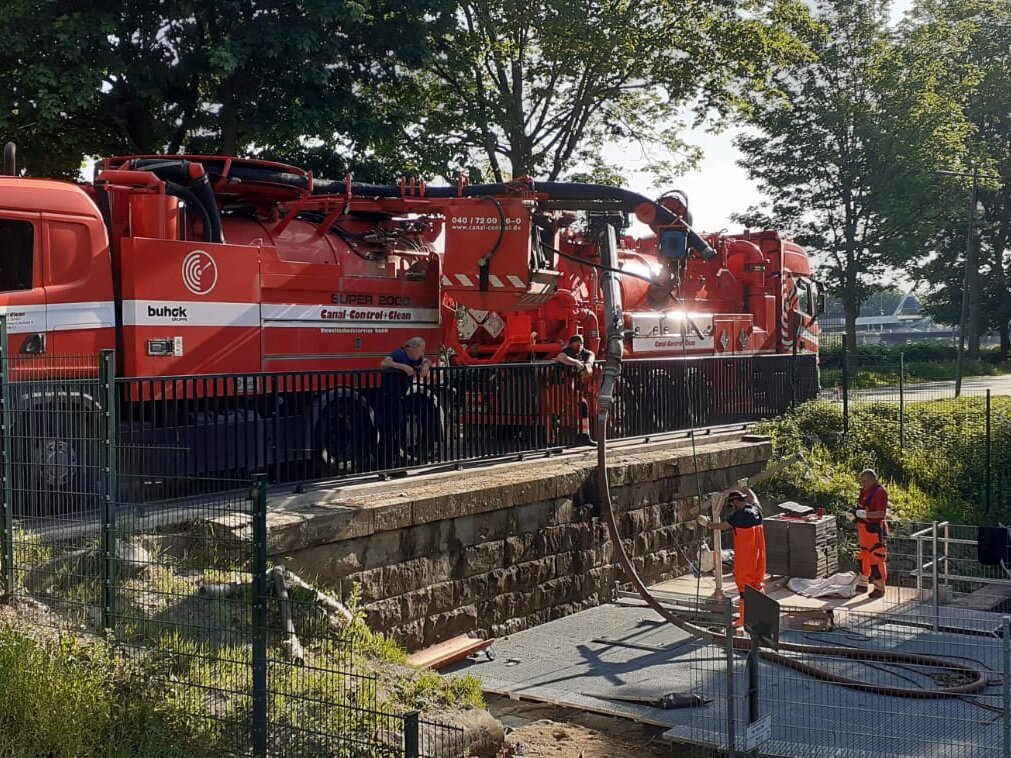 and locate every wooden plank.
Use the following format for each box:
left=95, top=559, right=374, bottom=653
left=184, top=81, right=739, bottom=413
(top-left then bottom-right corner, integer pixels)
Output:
left=408, top=634, right=493, bottom=670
